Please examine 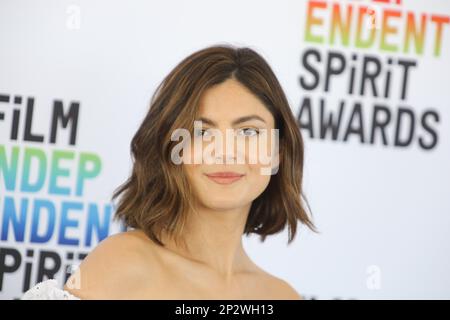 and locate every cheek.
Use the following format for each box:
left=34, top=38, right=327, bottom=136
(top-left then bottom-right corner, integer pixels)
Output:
left=182, top=163, right=212, bottom=198
left=241, top=132, right=278, bottom=163
left=183, top=163, right=199, bottom=183
left=247, top=164, right=272, bottom=194
left=242, top=139, right=278, bottom=178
